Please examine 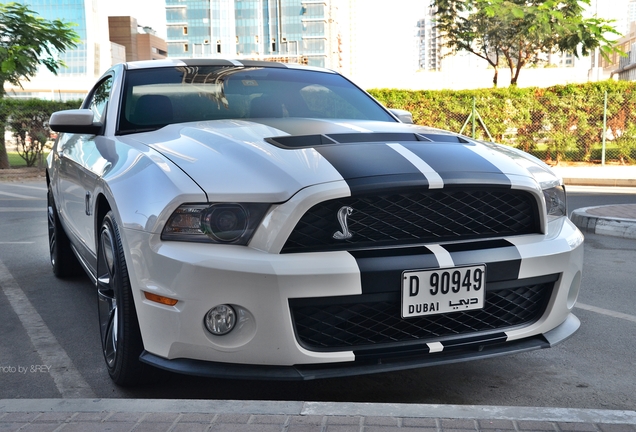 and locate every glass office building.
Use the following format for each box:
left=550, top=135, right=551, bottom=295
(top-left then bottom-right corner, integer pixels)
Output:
left=165, top=0, right=336, bottom=68
left=15, top=0, right=105, bottom=77
left=9, top=0, right=110, bottom=100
